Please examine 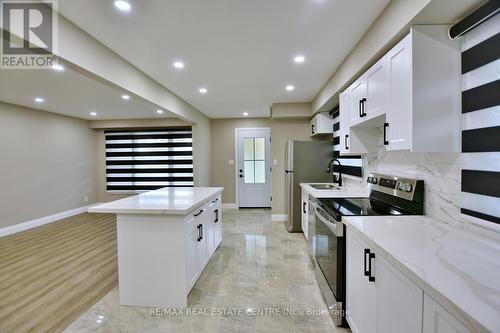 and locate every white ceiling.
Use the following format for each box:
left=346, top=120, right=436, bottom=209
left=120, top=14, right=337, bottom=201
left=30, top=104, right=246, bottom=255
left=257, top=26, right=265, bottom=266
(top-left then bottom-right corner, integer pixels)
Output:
left=58, top=0, right=390, bottom=118
left=0, top=61, right=177, bottom=120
